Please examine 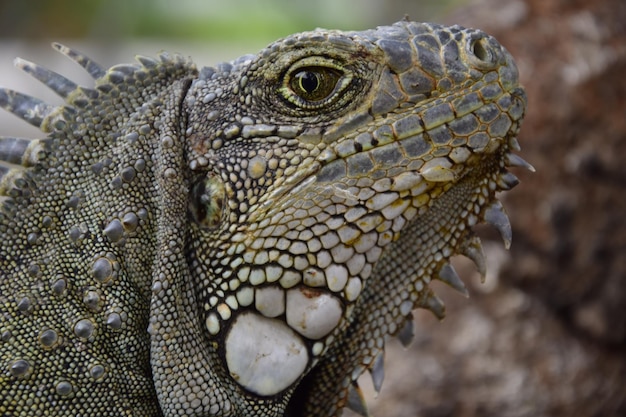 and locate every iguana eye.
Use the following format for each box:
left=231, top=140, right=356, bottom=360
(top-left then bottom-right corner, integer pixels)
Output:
left=280, top=58, right=352, bottom=110
left=189, top=173, right=226, bottom=230
left=289, top=67, right=342, bottom=102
